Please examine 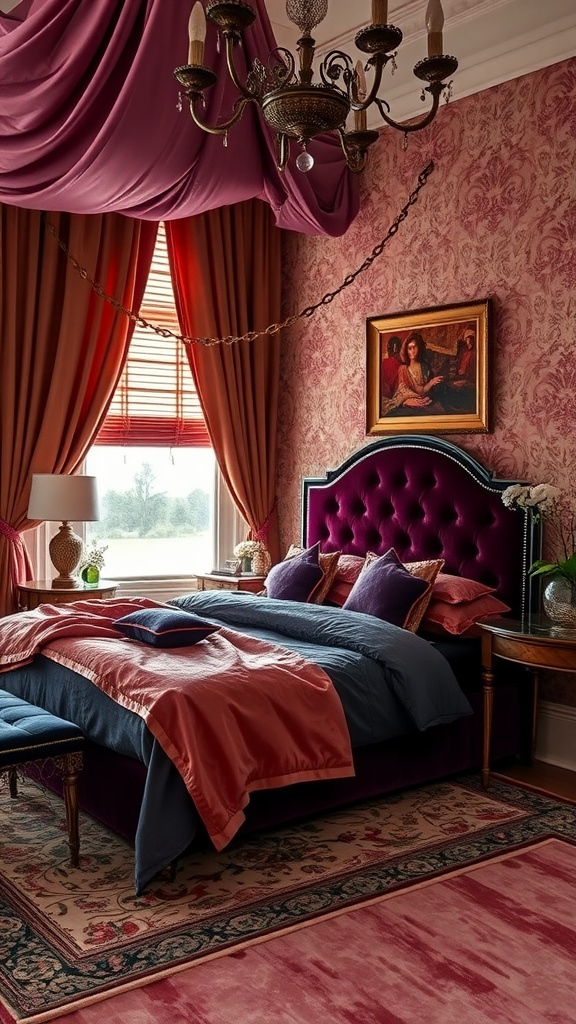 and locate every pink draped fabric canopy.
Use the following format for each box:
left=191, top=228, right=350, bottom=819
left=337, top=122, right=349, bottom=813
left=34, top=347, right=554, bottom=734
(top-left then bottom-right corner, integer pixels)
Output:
left=0, top=0, right=359, bottom=235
